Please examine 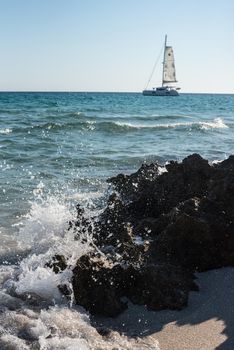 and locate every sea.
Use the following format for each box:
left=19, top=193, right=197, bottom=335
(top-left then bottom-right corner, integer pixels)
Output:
left=0, top=91, right=233, bottom=349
